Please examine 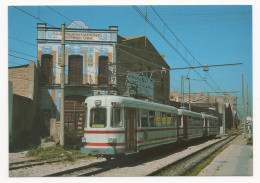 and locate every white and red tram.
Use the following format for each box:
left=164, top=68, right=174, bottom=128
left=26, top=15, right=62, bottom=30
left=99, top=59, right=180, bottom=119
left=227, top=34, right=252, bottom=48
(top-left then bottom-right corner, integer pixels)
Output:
left=81, top=95, right=219, bottom=159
